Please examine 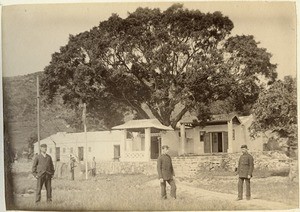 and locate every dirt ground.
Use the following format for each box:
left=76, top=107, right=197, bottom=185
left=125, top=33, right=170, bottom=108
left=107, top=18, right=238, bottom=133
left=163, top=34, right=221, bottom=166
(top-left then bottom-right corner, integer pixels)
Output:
left=9, top=161, right=299, bottom=211
left=146, top=178, right=296, bottom=210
